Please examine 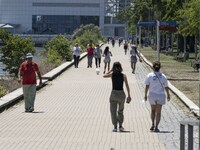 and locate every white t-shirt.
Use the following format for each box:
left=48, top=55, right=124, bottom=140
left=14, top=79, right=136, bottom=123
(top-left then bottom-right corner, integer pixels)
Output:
left=144, top=72, right=168, bottom=94
left=72, top=46, right=81, bottom=56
